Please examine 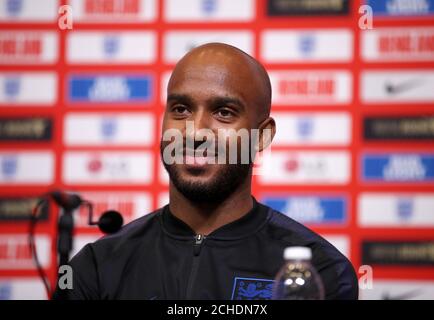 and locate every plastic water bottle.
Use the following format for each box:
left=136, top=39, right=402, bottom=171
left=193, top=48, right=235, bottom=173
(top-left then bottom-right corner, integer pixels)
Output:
left=272, top=246, right=325, bottom=300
